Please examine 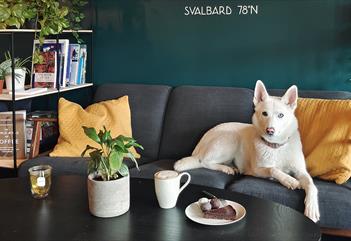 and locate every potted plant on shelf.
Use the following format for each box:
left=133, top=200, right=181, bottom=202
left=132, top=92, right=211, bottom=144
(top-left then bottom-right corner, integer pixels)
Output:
left=81, top=126, right=143, bottom=218
left=0, top=51, right=31, bottom=91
